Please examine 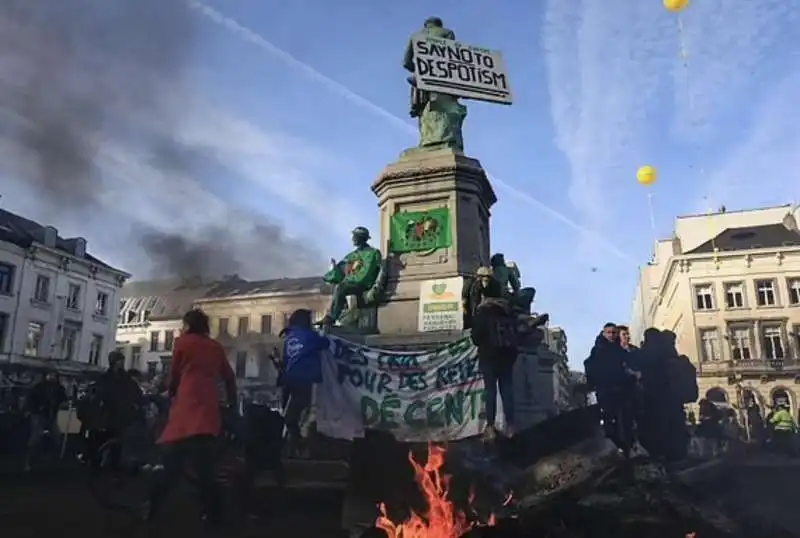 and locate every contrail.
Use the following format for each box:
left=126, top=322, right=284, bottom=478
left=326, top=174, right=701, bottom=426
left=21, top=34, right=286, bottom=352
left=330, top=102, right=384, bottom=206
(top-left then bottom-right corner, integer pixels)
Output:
left=187, top=1, right=638, bottom=265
